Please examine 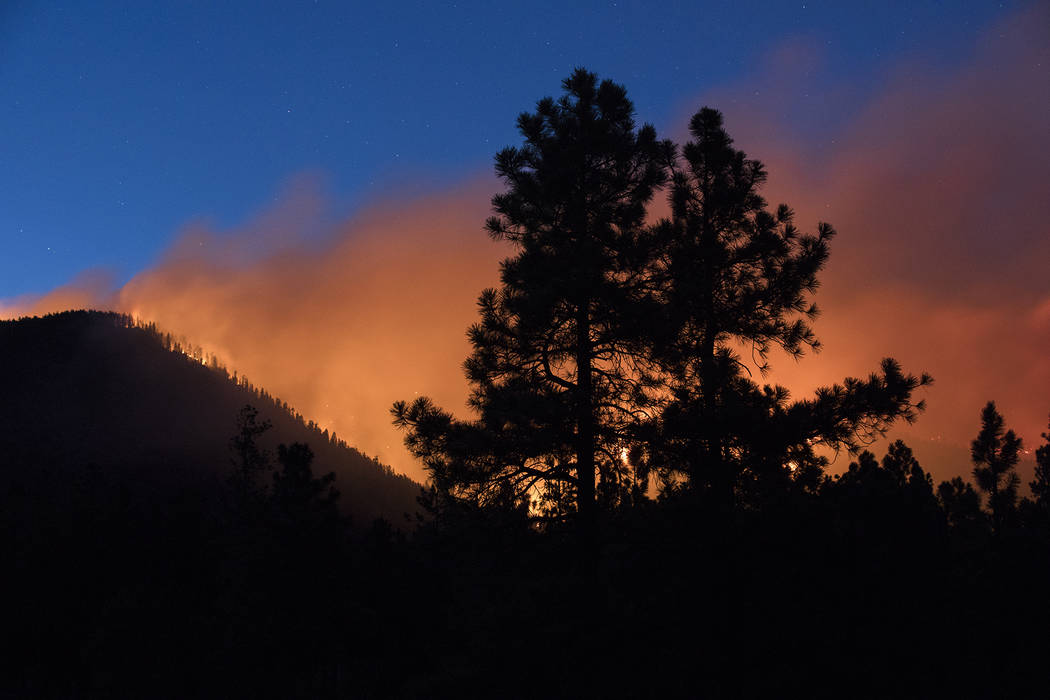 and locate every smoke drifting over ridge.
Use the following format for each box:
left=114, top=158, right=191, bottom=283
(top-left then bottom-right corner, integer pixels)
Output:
left=5, top=180, right=507, bottom=481
left=4, top=5, right=1047, bottom=483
